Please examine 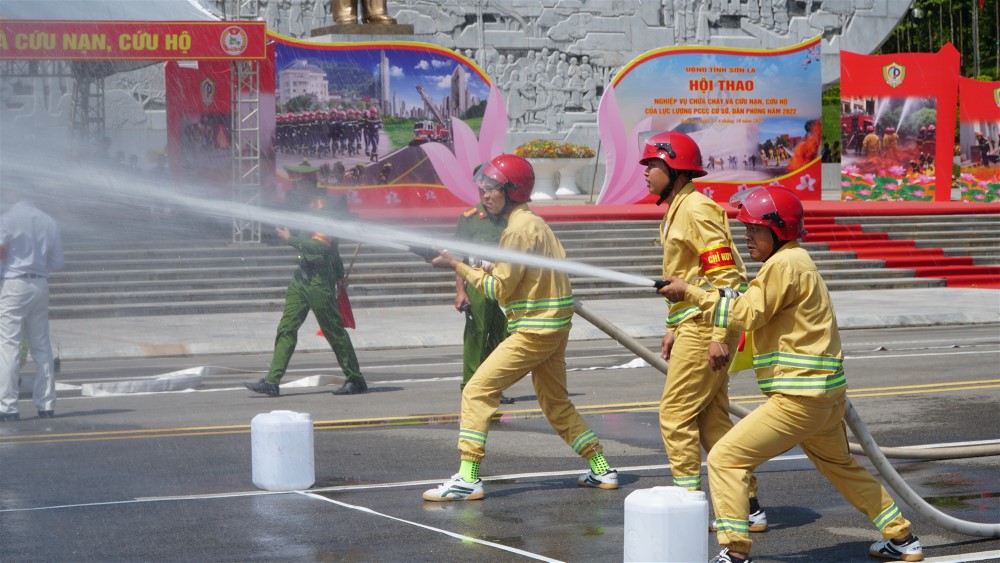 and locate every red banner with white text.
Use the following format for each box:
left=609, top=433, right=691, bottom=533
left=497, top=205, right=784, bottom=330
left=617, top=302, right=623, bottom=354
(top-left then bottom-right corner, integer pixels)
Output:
left=0, top=20, right=266, bottom=61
